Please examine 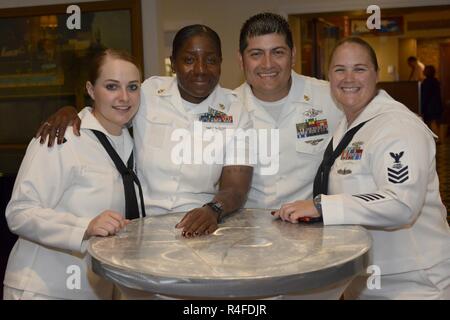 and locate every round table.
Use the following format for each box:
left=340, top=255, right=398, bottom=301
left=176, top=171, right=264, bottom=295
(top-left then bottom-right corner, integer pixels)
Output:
left=88, top=209, right=371, bottom=298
